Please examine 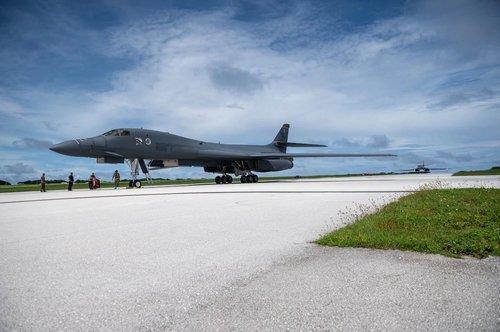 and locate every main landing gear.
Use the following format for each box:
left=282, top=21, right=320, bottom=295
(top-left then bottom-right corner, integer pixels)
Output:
left=213, top=173, right=259, bottom=184
left=215, top=174, right=233, bottom=184
left=241, top=173, right=258, bottom=183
